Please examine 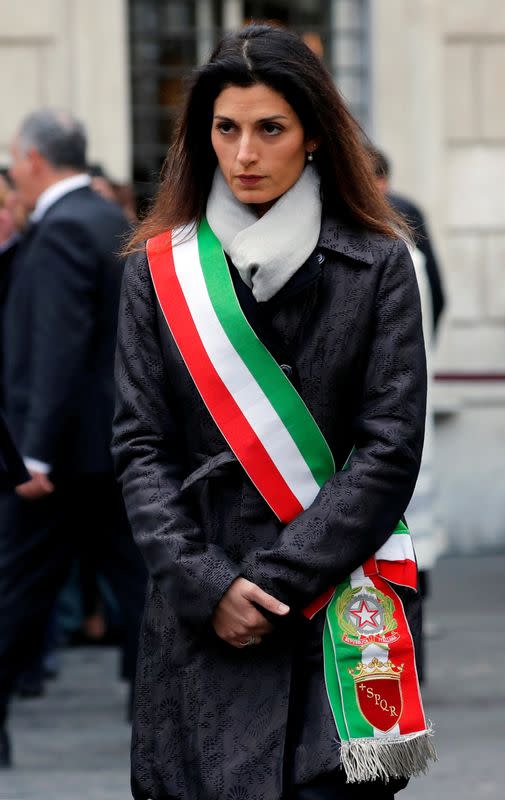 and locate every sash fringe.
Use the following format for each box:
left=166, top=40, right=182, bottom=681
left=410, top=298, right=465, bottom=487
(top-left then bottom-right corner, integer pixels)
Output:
left=340, top=725, right=437, bottom=783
